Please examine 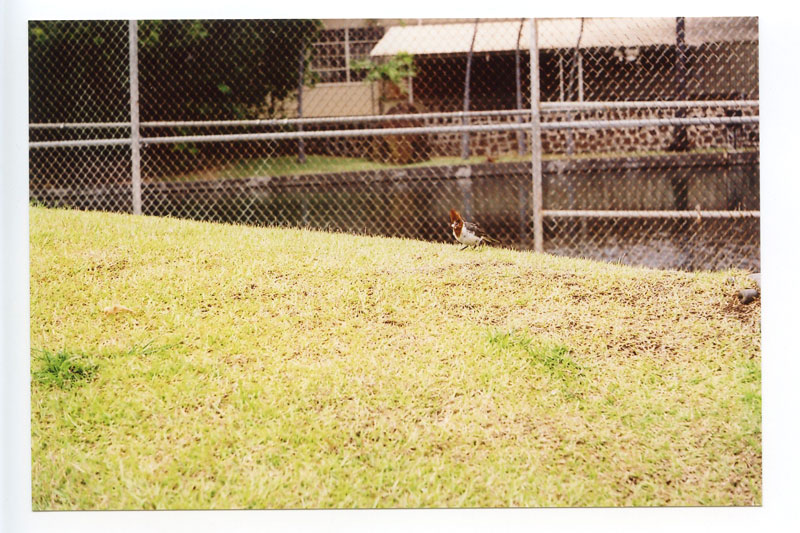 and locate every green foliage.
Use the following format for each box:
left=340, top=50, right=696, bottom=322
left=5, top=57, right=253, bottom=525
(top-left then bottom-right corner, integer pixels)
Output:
left=32, top=349, right=98, bottom=389
left=352, top=52, right=416, bottom=92
left=28, top=19, right=322, bottom=122
left=138, top=19, right=322, bottom=121
left=28, top=21, right=131, bottom=123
